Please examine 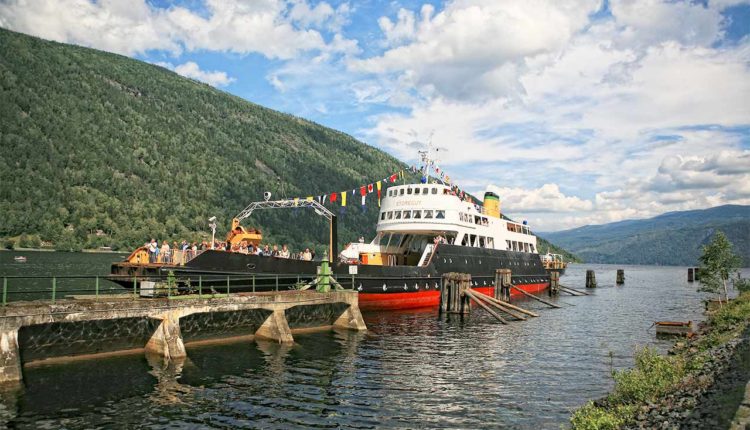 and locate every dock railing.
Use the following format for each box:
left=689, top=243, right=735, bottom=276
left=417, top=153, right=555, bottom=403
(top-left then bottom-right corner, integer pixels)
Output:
left=0, top=273, right=487, bottom=305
